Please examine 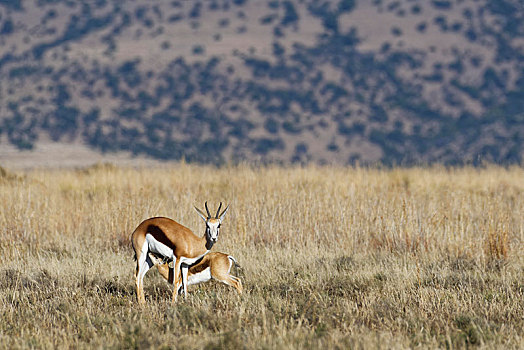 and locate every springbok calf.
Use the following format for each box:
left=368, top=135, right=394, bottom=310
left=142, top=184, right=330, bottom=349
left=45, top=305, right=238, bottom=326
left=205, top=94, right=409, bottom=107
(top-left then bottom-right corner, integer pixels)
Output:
left=149, top=251, right=243, bottom=294
left=131, top=202, right=229, bottom=304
